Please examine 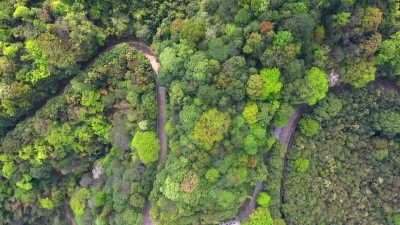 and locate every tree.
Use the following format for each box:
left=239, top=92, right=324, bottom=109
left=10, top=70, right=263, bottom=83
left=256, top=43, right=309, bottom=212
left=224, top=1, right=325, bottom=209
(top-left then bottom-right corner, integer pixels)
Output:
left=294, top=158, right=310, bottom=172
left=242, top=208, right=274, bottom=225
left=159, top=47, right=183, bottom=76
left=226, top=168, right=247, bottom=187
left=2, top=161, right=17, bottom=179
left=343, top=58, right=376, bottom=88
left=376, top=32, right=400, bottom=74
left=217, top=190, right=235, bottom=208
left=81, top=90, right=104, bottom=114
left=205, top=168, right=220, bottom=182
left=179, top=105, right=201, bottom=131
left=243, top=32, right=262, bottom=54
left=314, top=94, right=343, bottom=120
left=170, top=18, right=184, bottom=35
left=39, top=198, right=55, bottom=209
left=185, top=51, right=211, bottom=84
left=362, top=7, right=382, bottom=32
left=273, top=31, right=293, bottom=47
left=235, top=9, right=252, bottom=26
left=274, top=219, right=286, bottom=225
left=244, top=135, right=258, bottom=155
left=243, top=103, right=258, bottom=125
left=169, top=82, right=184, bottom=106
left=131, top=131, right=160, bottom=164
left=375, top=110, right=400, bottom=138
left=314, top=25, right=325, bottom=44
left=13, top=6, right=30, bottom=20
left=246, top=75, right=265, bottom=100
left=260, top=68, right=283, bottom=100
left=359, top=33, right=382, bottom=56
left=304, top=67, right=328, bottom=105
left=299, top=118, right=319, bottom=137
left=180, top=171, right=200, bottom=193
left=180, top=22, right=205, bottom=43
left=207, top=38, right=229, bottom=62
left=281, top=13, right=316, bottom=44
left=257, top=192, right=271, bottom=208
left=70, top=188, right=91, bottom=216
left=333, top=12, right=351, bottom=26
left=190, top=109, right=231, bottom=150
left=260, top=21, right=273, bottom=33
